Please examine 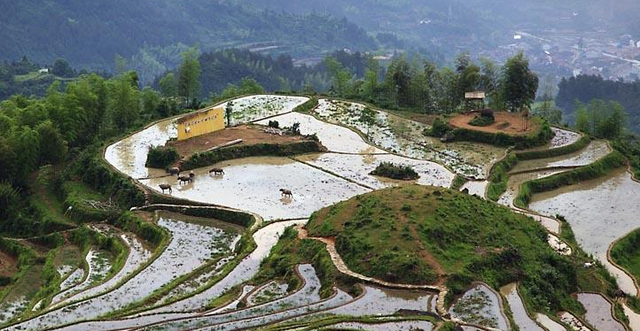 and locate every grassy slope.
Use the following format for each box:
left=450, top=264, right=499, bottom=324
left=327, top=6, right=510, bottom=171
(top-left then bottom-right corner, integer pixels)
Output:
left=305, top=185, right=612, bottom=312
